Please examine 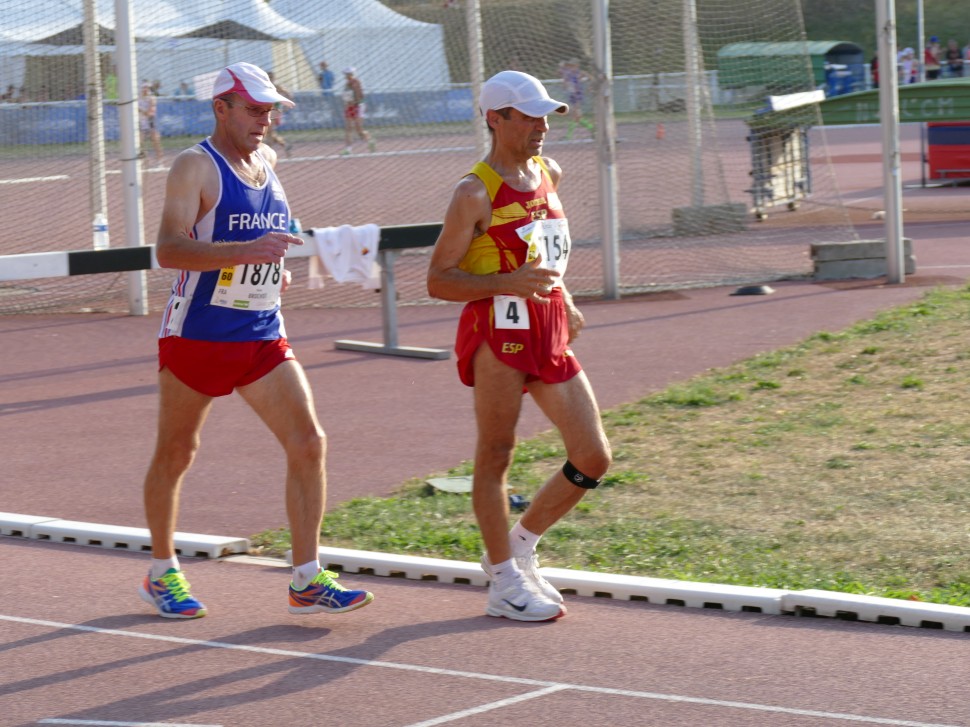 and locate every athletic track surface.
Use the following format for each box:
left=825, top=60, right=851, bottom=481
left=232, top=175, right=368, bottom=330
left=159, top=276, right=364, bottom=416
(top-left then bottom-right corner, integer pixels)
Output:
left=3, top=126, right=970, bottom=726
